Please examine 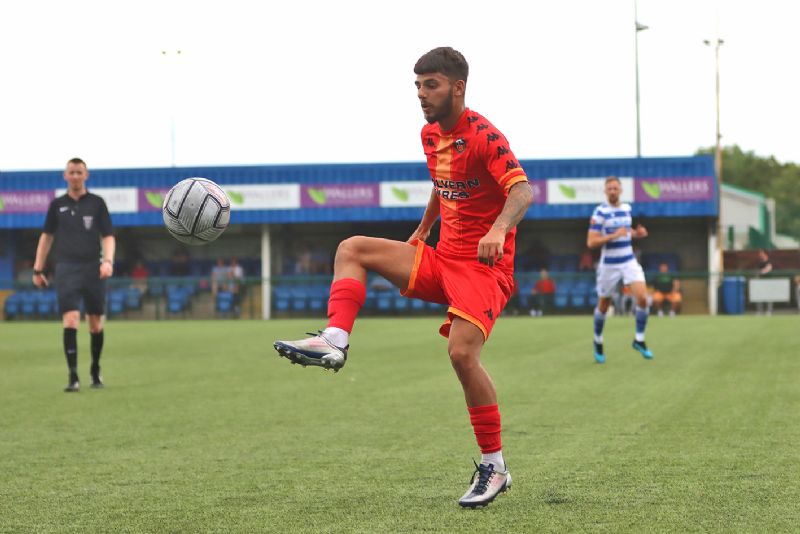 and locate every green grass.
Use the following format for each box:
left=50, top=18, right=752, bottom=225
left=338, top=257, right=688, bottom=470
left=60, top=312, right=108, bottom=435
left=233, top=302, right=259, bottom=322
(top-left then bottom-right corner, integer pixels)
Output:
left=1, top=316, right=799, bottom=533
